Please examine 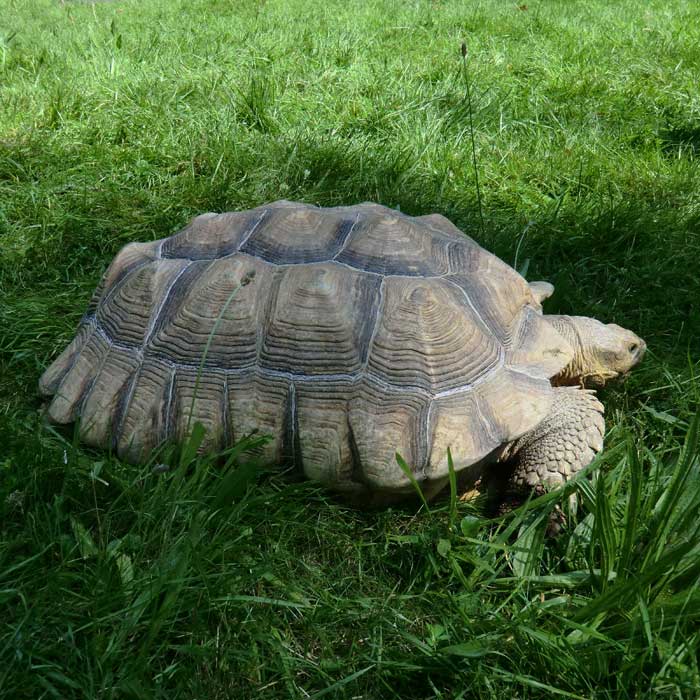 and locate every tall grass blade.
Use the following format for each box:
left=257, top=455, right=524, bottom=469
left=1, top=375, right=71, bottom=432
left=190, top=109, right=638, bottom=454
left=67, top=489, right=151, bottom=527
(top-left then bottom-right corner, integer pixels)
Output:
left=619, top=440, right=643, bottom=576
left=178, top=421, right=207, bottom=469
left=447, top=447, right=457, bottom=527
left=211, top=459, right=260, bottom=508
left=591, top=472, right=617, bottom=590
left=574, top=538, right=697, bottom=622
left=310, top=665, right=375, bottom=699
left=460, top=41, right=484, bottom=235
left=395, top=452, right=431, bottom=513
left=510, top=511, right=546, bottom=577
left=644, top=411, right=700, bottom=568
